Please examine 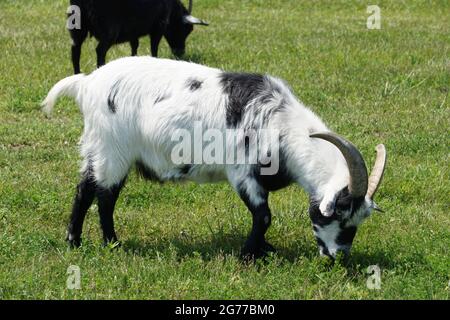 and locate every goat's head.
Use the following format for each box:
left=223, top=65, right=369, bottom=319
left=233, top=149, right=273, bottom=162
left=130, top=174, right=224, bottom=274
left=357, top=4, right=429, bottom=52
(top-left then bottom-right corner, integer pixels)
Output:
left=166, top=0, right=208, bottom=57
left=308, top=133, right=387, bottom=259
